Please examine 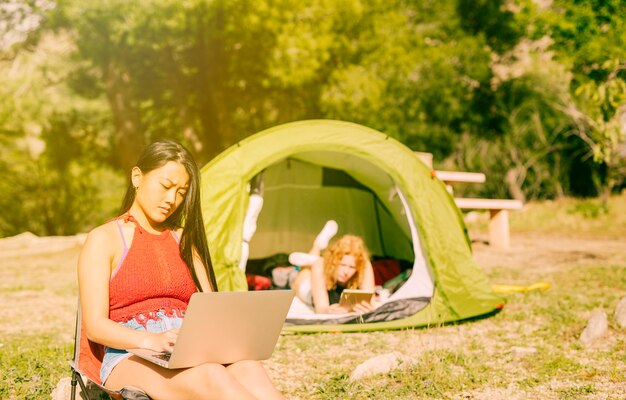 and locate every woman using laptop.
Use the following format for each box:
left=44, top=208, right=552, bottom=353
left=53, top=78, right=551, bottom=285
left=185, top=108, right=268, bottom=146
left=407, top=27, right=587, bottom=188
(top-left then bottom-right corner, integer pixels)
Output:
left=78, top=140, right=283, bottom=399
